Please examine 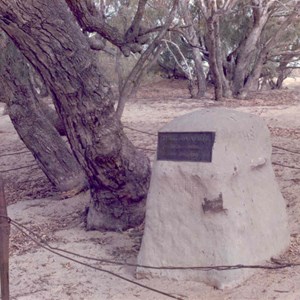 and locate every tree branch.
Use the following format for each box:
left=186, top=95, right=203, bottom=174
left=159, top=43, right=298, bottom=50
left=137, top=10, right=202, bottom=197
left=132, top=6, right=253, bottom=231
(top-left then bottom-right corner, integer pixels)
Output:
left=116, top=0, right=180, bottom=118
left=125, top=0, right=148, bottom=43
left=65, top=0, right=137, bottom=56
